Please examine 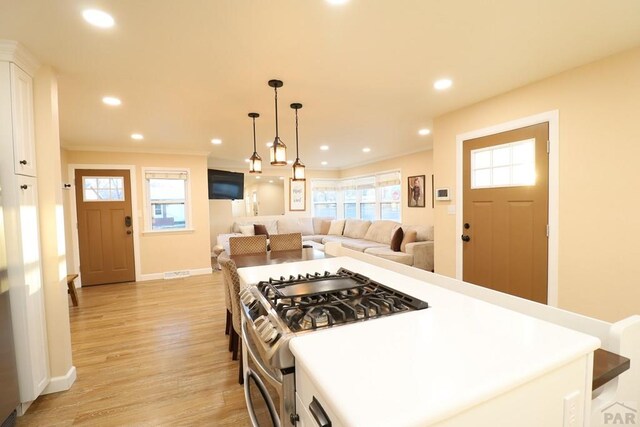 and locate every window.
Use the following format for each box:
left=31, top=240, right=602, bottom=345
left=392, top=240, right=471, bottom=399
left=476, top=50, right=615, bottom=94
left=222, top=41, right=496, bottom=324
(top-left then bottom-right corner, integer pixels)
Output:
left=144, top=169, right=190, bottom=231
left=471, top=139, right=536, bottom=189
left=311, top=180, right=338, bottom=218
left=82, top=176, right=124, bottom=201
left=311, top=171, right=401, bottom=221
